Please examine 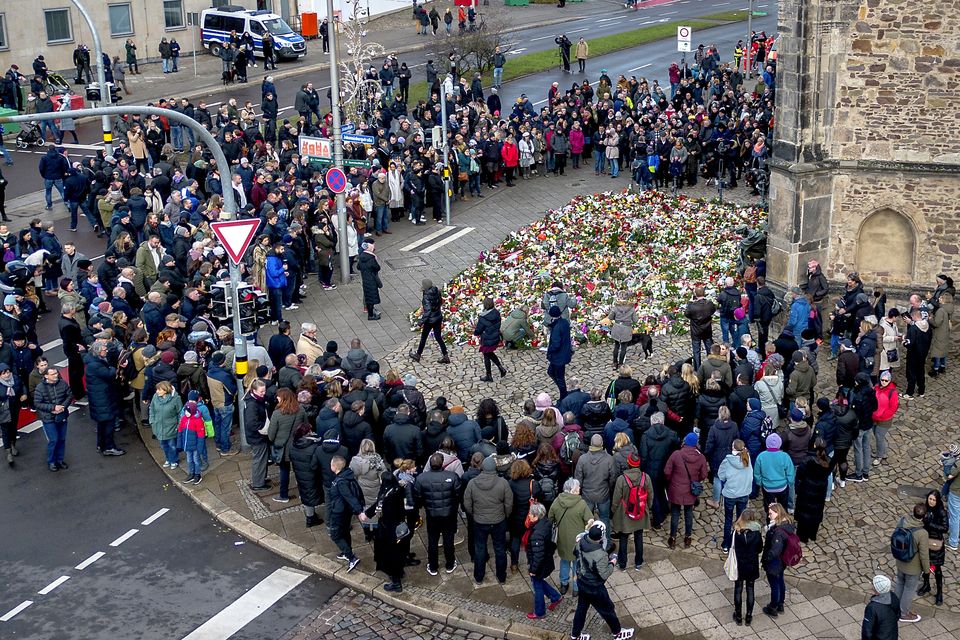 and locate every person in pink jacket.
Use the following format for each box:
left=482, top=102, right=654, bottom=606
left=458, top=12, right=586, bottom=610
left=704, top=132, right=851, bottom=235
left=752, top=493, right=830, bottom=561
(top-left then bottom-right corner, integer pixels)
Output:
left=568, top=122, right=585, bottom=170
